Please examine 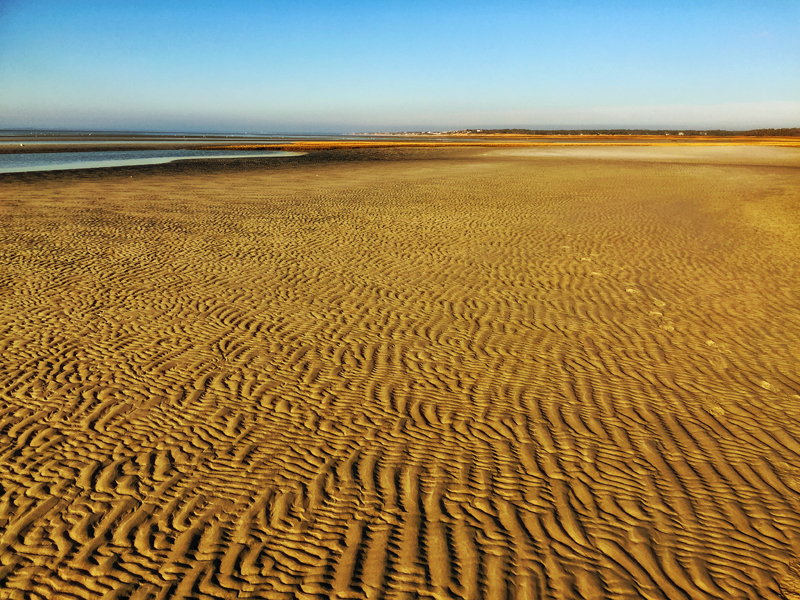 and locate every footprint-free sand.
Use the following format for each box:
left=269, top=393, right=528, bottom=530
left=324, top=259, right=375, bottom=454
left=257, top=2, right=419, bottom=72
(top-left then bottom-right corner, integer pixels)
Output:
left=1, top=145, right=800, bottom=599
